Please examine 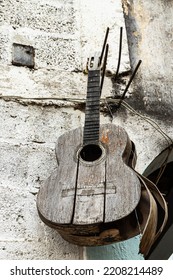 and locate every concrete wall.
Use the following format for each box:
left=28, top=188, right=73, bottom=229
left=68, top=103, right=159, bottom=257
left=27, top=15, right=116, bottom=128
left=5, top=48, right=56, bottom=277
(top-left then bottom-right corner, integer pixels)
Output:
left=122, top=0, right=173, bottom=117
left=0, top=0, right=172, bottom=260
left=0, top=0, right=132, bottom=260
